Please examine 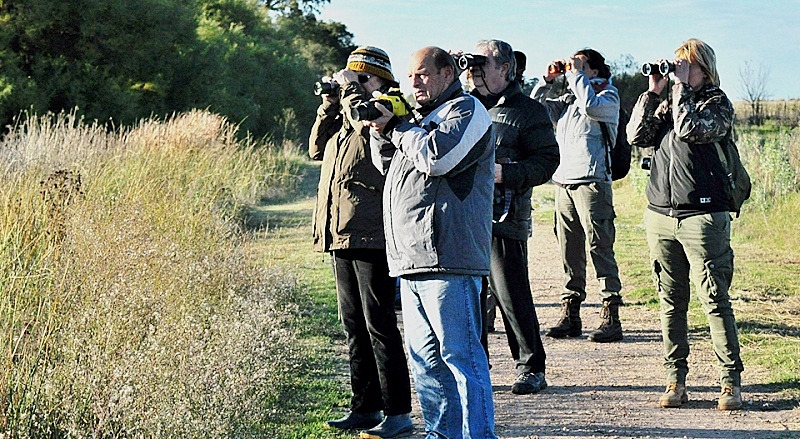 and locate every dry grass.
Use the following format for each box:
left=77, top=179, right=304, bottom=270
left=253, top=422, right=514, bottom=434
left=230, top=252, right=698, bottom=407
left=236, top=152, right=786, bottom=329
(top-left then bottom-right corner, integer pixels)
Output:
left=1, top=110, right=308, bottom=438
